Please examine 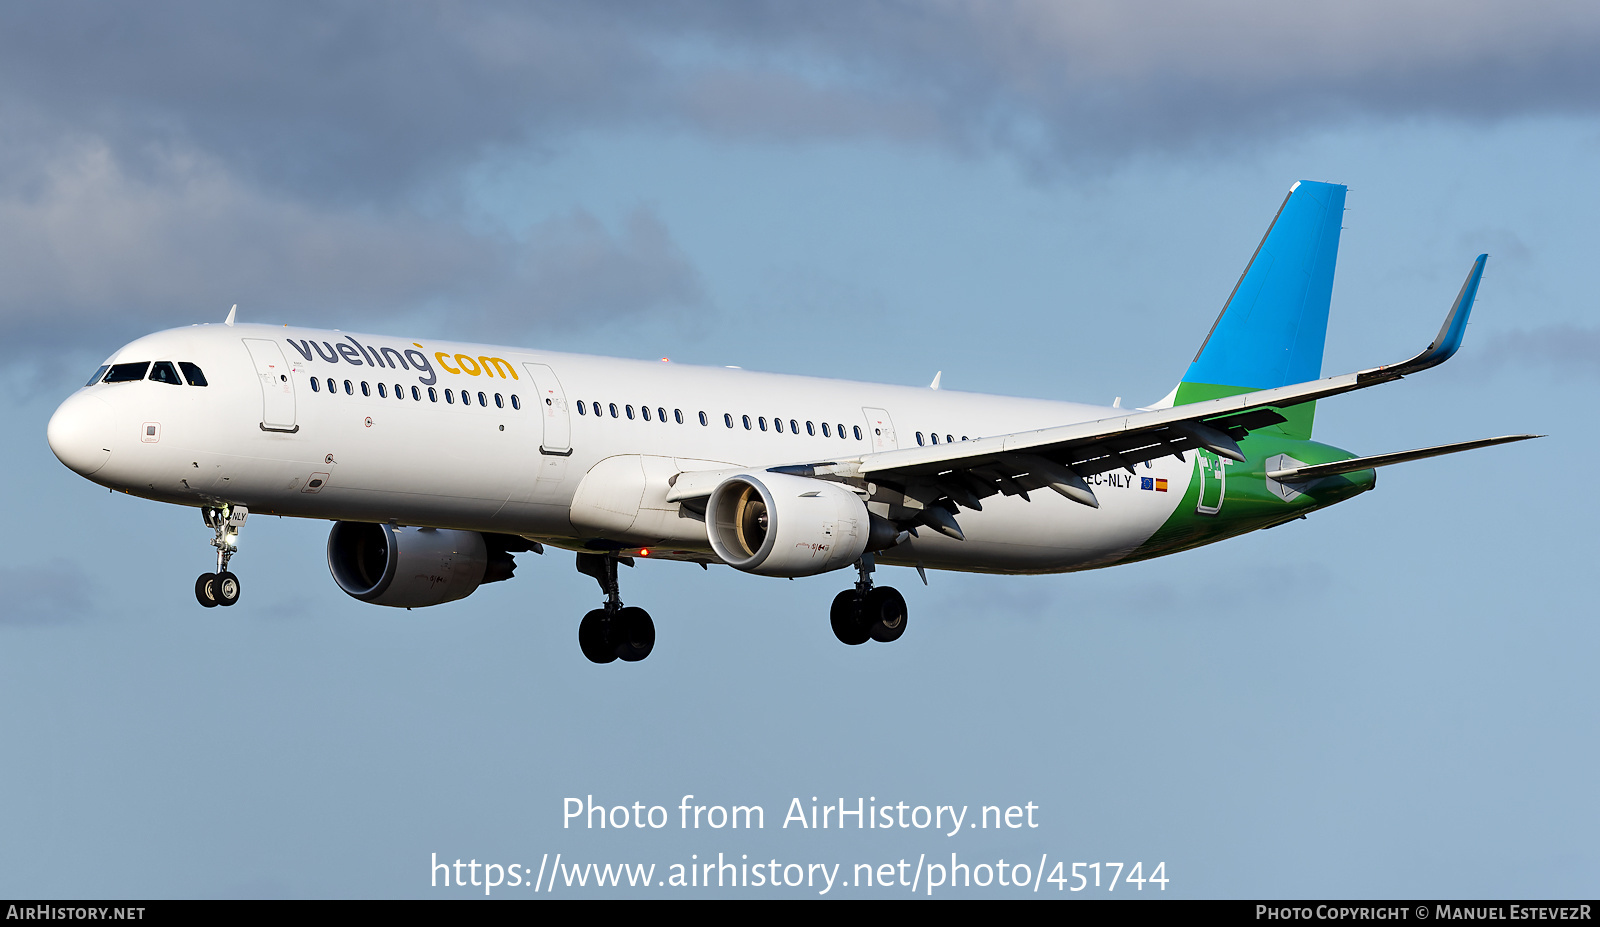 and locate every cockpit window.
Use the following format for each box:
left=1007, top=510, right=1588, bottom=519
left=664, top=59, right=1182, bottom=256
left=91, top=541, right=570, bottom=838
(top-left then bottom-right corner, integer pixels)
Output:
left=104, top=362, right=151, bottom=383
left=149, top=361, right=183, bottom=385
left=179, top=362, right=208, bottom=387
left=85, top=366, right=109, bottom=387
